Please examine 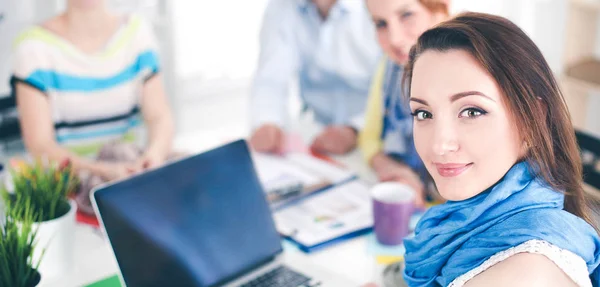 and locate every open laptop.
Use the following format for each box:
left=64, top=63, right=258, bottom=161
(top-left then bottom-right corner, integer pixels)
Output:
left=90, top=140, right=355, bottom=287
